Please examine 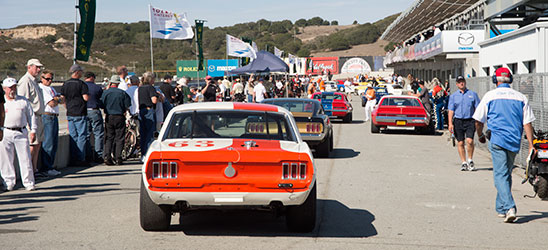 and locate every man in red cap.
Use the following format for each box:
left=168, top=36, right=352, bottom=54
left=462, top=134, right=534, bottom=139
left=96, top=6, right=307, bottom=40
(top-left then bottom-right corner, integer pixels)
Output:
left=473, top=67, right=535, bottom=223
